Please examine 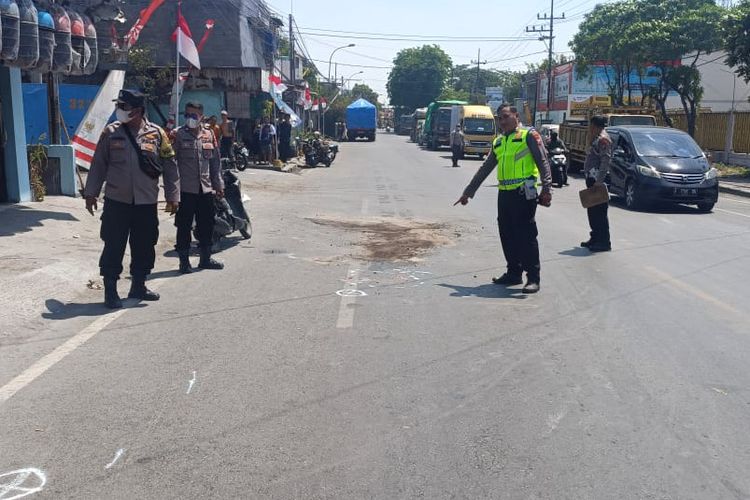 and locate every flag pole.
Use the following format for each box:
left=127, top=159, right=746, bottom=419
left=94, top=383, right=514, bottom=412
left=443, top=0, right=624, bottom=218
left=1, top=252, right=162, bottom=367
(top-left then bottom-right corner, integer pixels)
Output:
left=175, top=0, right=181, bottom=128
